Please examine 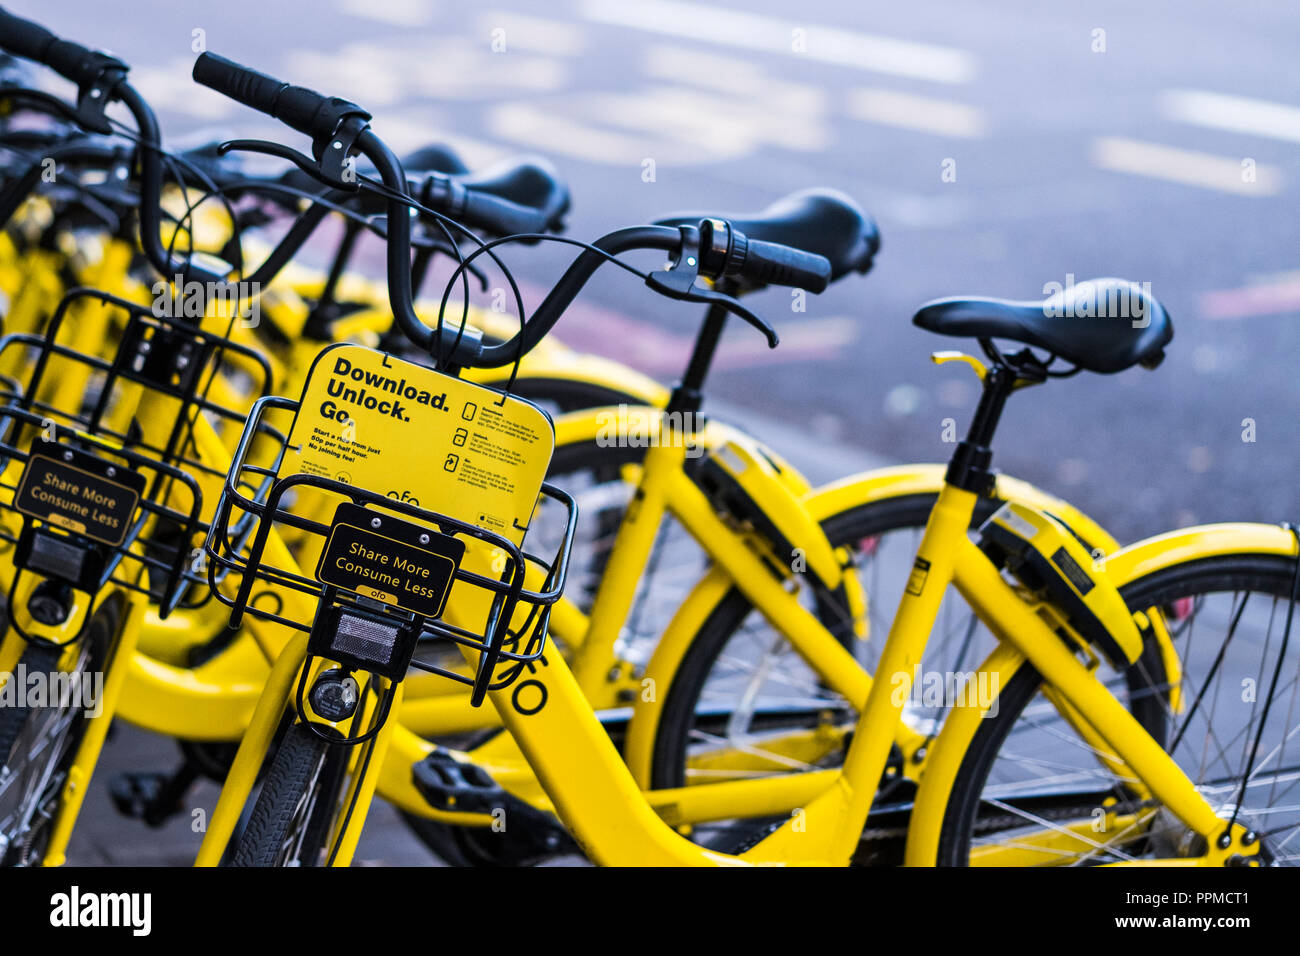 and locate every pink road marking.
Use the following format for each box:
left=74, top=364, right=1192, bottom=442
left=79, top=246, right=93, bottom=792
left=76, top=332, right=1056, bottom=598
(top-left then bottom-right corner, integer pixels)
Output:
left=1200, top=276, right=1300, bottom=320
left=542, top=287, right=858, bottom=374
